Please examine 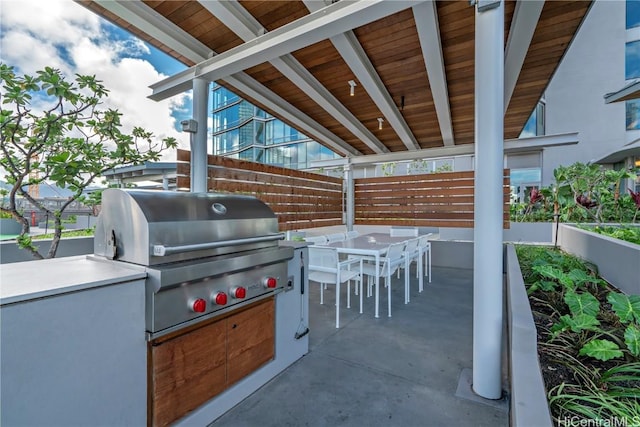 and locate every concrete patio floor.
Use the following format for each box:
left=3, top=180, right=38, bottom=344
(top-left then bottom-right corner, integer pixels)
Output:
left=212, top=265, right=508, bottom=427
